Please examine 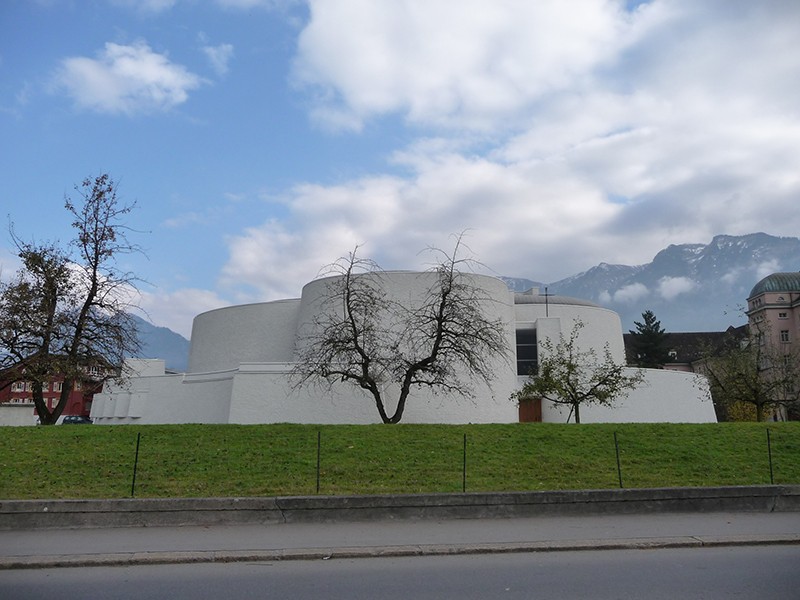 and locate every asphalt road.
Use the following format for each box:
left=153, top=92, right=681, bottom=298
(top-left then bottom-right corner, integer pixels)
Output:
left=2, top=545, right=799, bottom=600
